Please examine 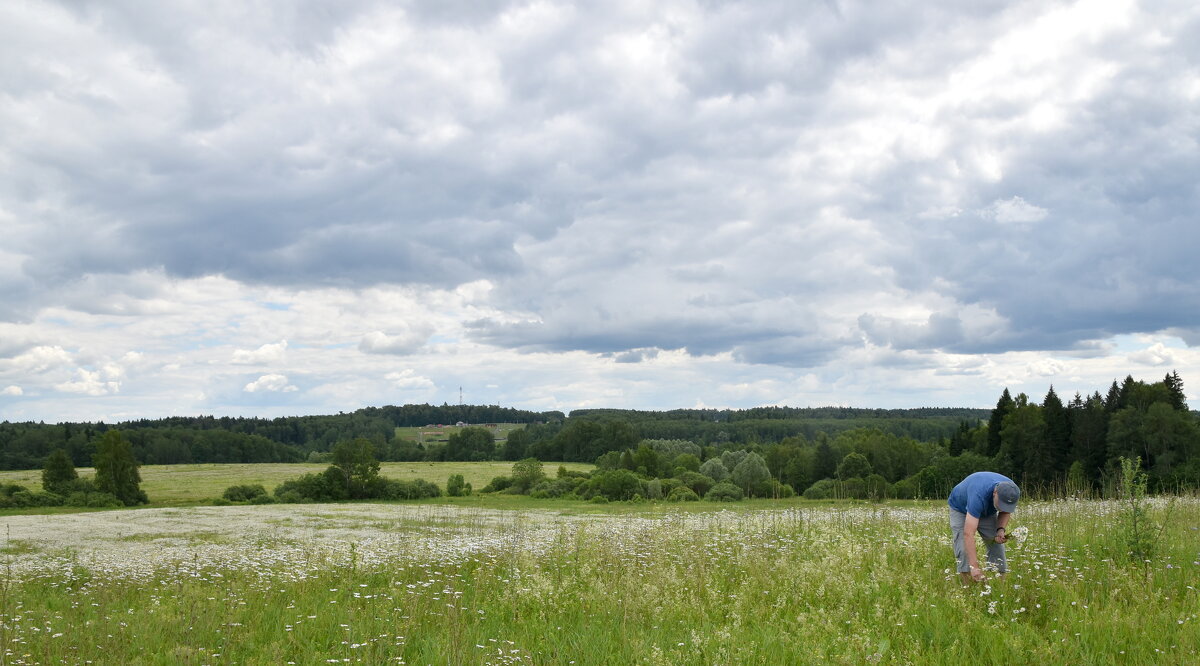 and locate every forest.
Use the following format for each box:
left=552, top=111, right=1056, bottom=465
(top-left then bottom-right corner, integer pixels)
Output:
left=2, top=373, right=1197, bottom=498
